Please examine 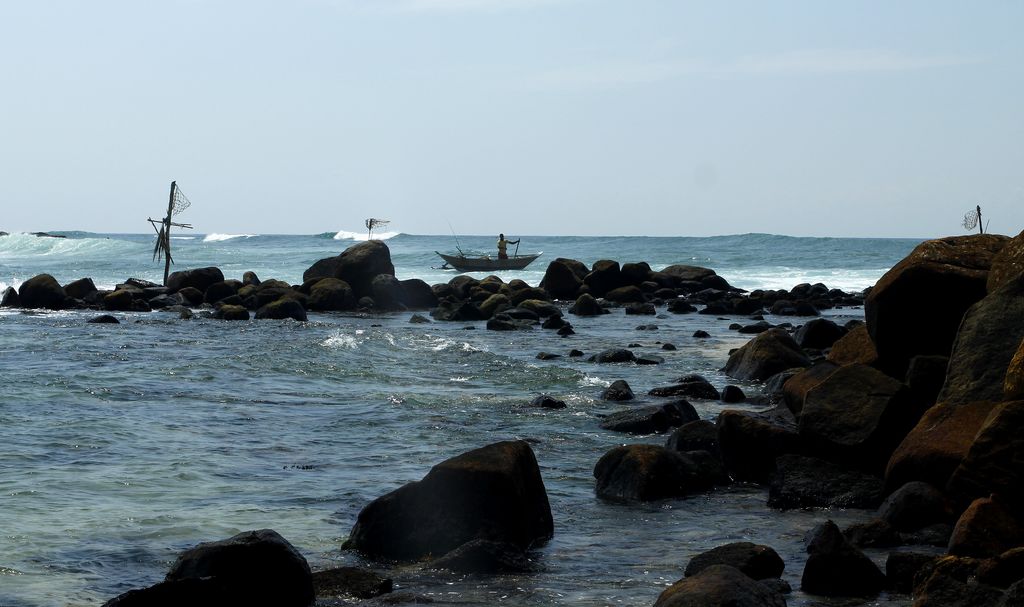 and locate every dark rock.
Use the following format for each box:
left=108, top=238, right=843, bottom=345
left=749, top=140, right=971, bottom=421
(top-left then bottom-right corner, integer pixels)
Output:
left=529, top=394, right=566, bottom=409
left=620, top=261, right=652, bottom=286
left=738, top=320, right=773, bottom=334
left=594, top=444, right=727, bottom=502
left=166, top=267, right=225, bottom=294
left=599, top=400, right=699, bottom=435
left=913, top=555, right=1004, bottom=607
left=87, top=314, right=120, bottom=324
left=877, top=481, right=952, bottom=531
left=103, top=289, right=135, bottom=311
left=605, top=285, right=646, bottom=304
left=486, top=317, right=531, bottom=331
left=977, top=547, right=1024, bottom=589
left=203, top=281, right=239, bottom=305
left=692, top=330, right=710, bottom=338
left=213, top=304, right=249, bottom=321
left=431, top=301, right=484, bottom=322
left=539, top=258, right=584, bottom=300
left=399, top=278, right=437, bottom=309
left=626, top=303, right=657, bottom=316
left=568, top=293, right=607, bottom=316
left=64, top=277, right=97, bottom=300
left=844, top=519, right=901, bottom=548
left=885, top=400, right=1000, bottom=493
left=176, top=286, right=204, bottom=306
left=557, top=325, right=575, bottom=337
left=308, top=278, right=356, bottom=311
left=781, top=362, right=838, bottom=417
left=649, top=376, right=721, bottom=400
left=535, top=351, right=561, bottom=360
left=371, top=274, right=406, bottom=311
left=148, top=293, right=181, bottom=309
left=1006, top=340, right=1024, bottom=400
left=635, top=354, right=664, bottom=365
left=312, top=566, right=391, bottom=600
left=724, top=328, right=812, bottom=381
left=665, top=420, right=720, bottom=458
left=1, top=286, right=20, bottom=307
left=988, top=228, right=1024, bottom=292
left=939, top=275, right=1024, bottom=405
left=826, top=323, right=878, bottom=366
left=344, top=440, right=553, bottom=562
left=947, top=400, right=1024, bottom=509
left=568, top=349, right=584, bottom=357
left=591, top=348, right=636, bottom=364
left=583, top=260, right=622, bottom=298
left=948, top=495, right=1024, bottom=559
left=654, top=564, right=786, bottom=607
left=794, top=318, right=845, bottom=349
left=799, top=363, right=919, bottom=472
left=101, top=578, right=229, bottom=606
left=662, top=342, right=677, bottom=351
left=684, top=542, right=785, bottom=580
left=719, top=385, right=745, bottom=403
left=428, top=539, right=540, bottom=574
left=601, top=379, right=634, bottom=401
left=241, top=271, right=260, bottom=286
left=409, top=314, right=430, bottom=324
left=519, top=299, right=559, bottom=317
left=768, top=454, right=885, bottom=510
left=303, top=240, right=395, bottom=299
left=906, top=354, right=950, bottom=407
left=902, top=523, right=954, bottom=547
left=255, top=298, right=308, bottom=321
left=801, top=520, right=885, bottom=597
left=541, top=314, right=567, bottom=330
left=717, top=406, right=804, bottom=483
left=865, top=234, right=1008, bottom=376
left=886, top=551, right=938, bottom=594
left=667, top=300, right=697, bottom=314
left=18, top=273, right=67, bottom=309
